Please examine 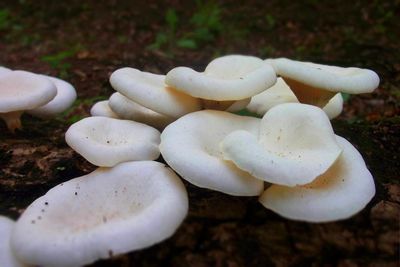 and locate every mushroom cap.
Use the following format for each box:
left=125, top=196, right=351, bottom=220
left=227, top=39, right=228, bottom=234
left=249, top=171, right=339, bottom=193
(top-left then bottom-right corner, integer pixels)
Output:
left=201, top=98, right=251, bottom=112
left=11, top=161, right=188, bottom=267
left=65, top=117, right=161, bottom=167
left=259, top=135, right=376, bottom=222
left=165, top=55, right=277, bottom=101
left=90, top=100, right=120, bottom=118
left=108, top=92, right=174, bottom=130
left=221, top=103, right=342, bottom=186
left=110, top=67, right=202, bottom=118
left=27, top=76, right=77, bottom=119
left=0, top=71, right=57, bottom=113
left=0, top=66, right=12, bottom=76
left=0, top=216, right=28, bottom=267
left=160, top=110, right=264, bottom=196
left=322, top=93, right=343, bottom=119
left=266, top=58, right=380, bottom=94
left=247, top=77, right=299, bottom=115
